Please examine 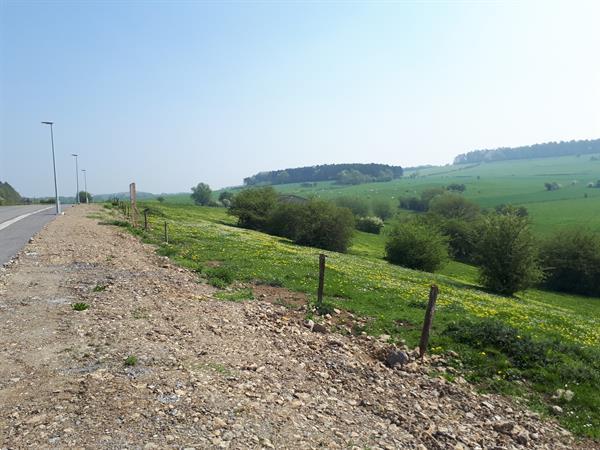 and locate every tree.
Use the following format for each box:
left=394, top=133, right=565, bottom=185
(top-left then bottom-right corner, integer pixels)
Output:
left=544, top=181, right=560, bottom=191
left=495, top=204, right=528, bottom=217
left=157, top=196, right=165, bottom=203
left=428, top=193, right=480, bottom=221
left=228, top=187, right=278, bottom=230
left=335, top=196, right=370, bottom=217
left=474, top=213, right=542, bottom=295
left=218, top=191, right=234, bottom=202
left=356, top=216, right=384, bottom=234
left=290, top=199, right=354, bottom=252
left=385, top=221, right=449, bottom=272
left=372, top=199, right=394, bottom=221
left=191, top=182, right=212, bottom=206
left=266, top=199, right=355, bottom=252
left=540, top=228, right=600, bottom=297
left=446, top=183, right=466, bottom=192
left=78, top=191, right=92, bottom=203
left=438, top=218, right=477, bottom=262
